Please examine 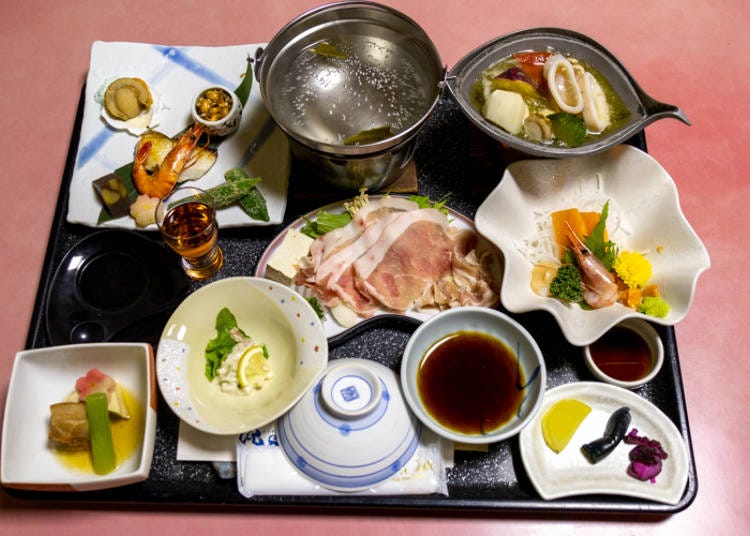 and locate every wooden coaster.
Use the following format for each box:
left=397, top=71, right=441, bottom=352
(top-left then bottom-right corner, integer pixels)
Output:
left=379, top=159, right=418, bottom=193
